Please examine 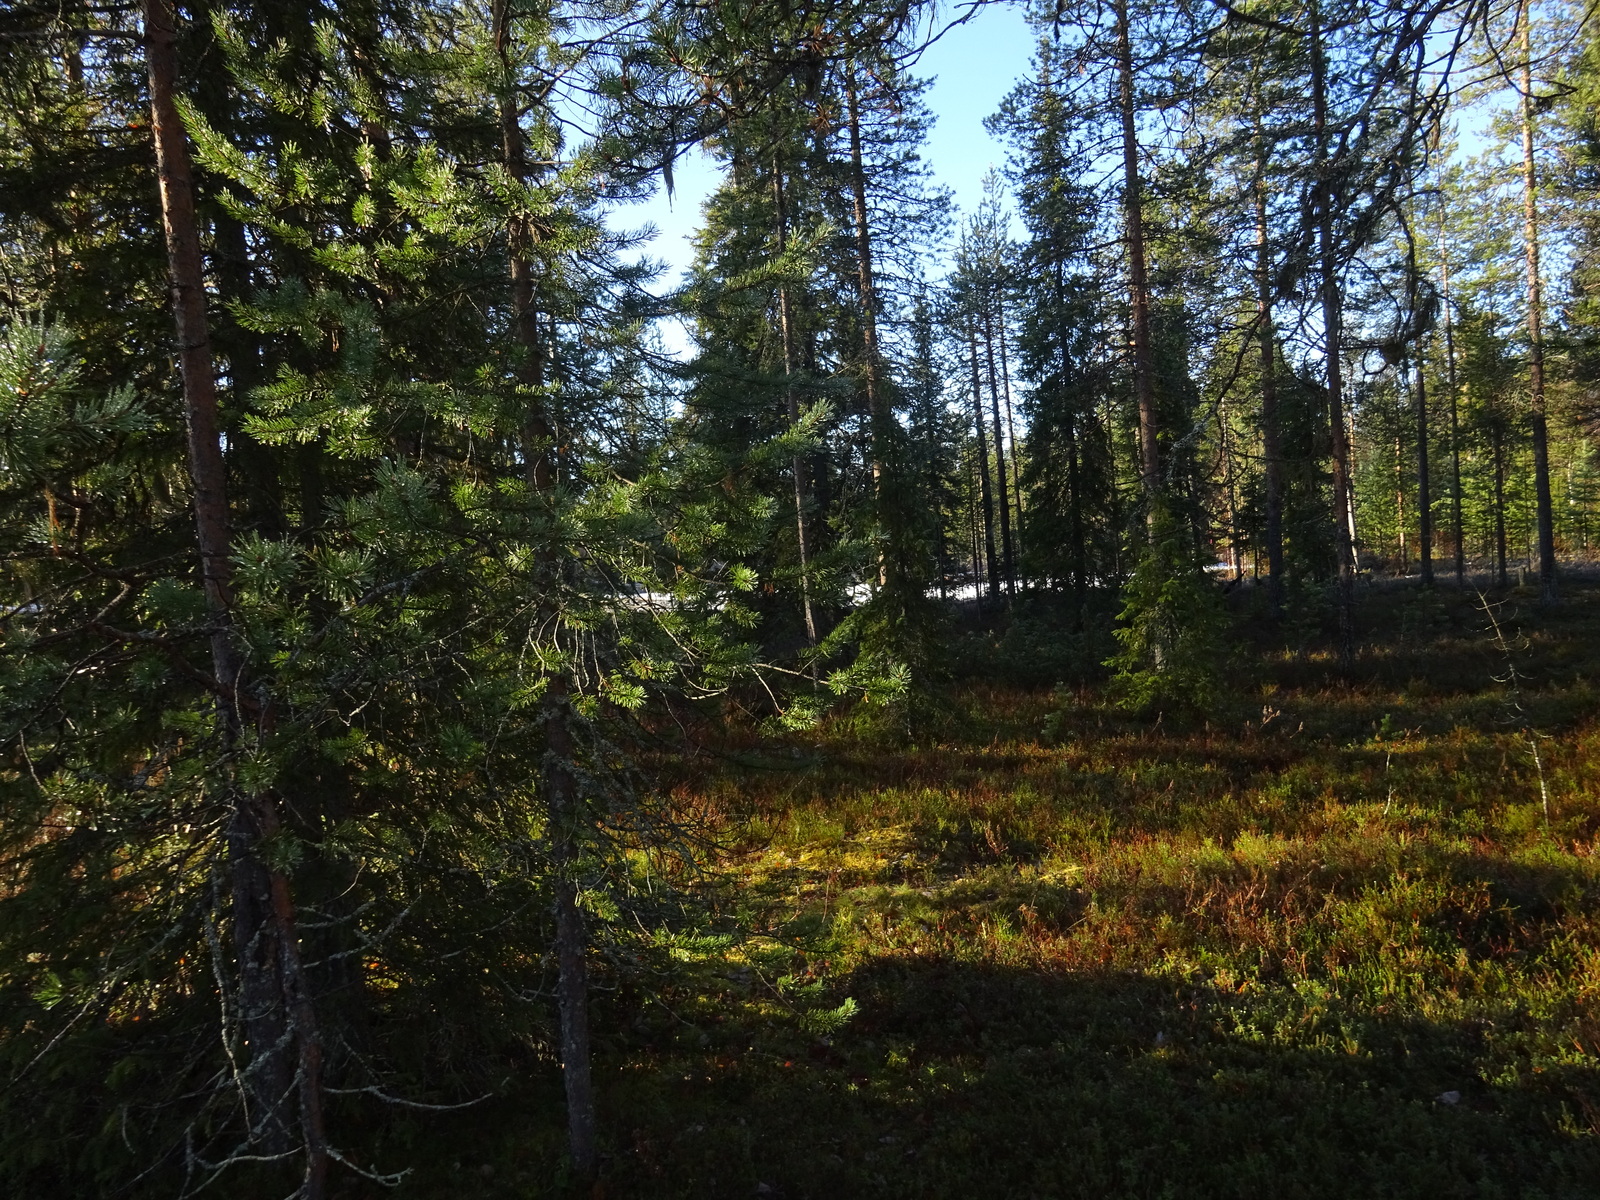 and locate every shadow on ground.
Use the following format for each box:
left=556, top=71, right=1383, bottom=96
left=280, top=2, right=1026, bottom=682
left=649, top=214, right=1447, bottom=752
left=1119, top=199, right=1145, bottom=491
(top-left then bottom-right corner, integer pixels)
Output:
left=577, top=955, right=1600, bottom=1199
